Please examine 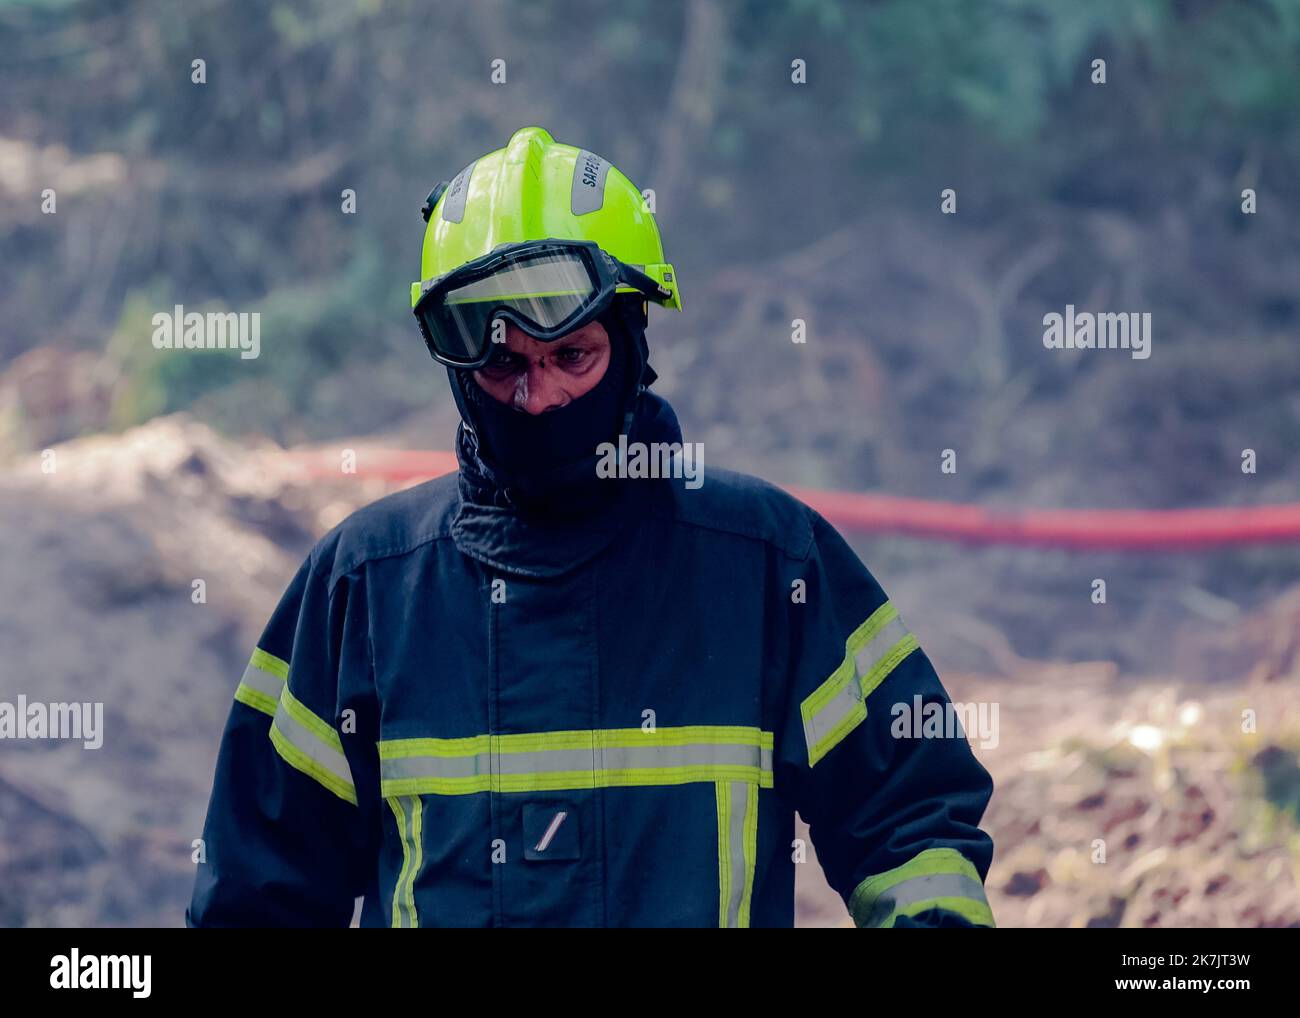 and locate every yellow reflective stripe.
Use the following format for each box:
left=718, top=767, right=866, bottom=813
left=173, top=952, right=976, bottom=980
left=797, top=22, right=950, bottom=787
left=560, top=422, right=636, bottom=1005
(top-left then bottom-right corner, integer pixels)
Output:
left=738, top=783, right=758, bottom=927
left=378, top=726, right=774, bottom=797
left=804, top=602, right=898, bottom=716
left=716, top=781, right=760, bottom=927
left=234, top=647, right=289, bottom=717
left=800, top=600, right=919, bottom=767
left=801, top=688, right=865, bottom=769
left=386, top=796, right=422, bottom=928
left=234, top=684, right=278, bottom=717
left=279, top=683, right=345, bottom=753
left=386, top=798, right=409, bottom=928
left=250, top=647, right=289, bottom=680
left=860, top=631, right=920, bottom=702
left=383, top=765, right=773, bottom=798
left=848, top=847, right=995, bottom=928
left=800, top=607, right=889, bottom=766
left=269, top=725, right=357, bottom=806
left=269, top=683, right=357, bottom=806
left=378, top=726, right=772, bottom=758
left=715, top=783, right=731, bottom=928
left=380, top=734, right=491, bottom=759
left=406, top=799, right=423, bottom=926
left=238, top=646, right=358, bottom=803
